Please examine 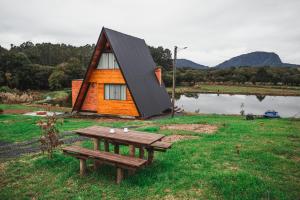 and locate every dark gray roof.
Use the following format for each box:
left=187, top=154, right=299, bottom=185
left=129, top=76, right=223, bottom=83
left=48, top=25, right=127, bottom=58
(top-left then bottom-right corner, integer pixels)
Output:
left=104, top=28, right=171, bottom=118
